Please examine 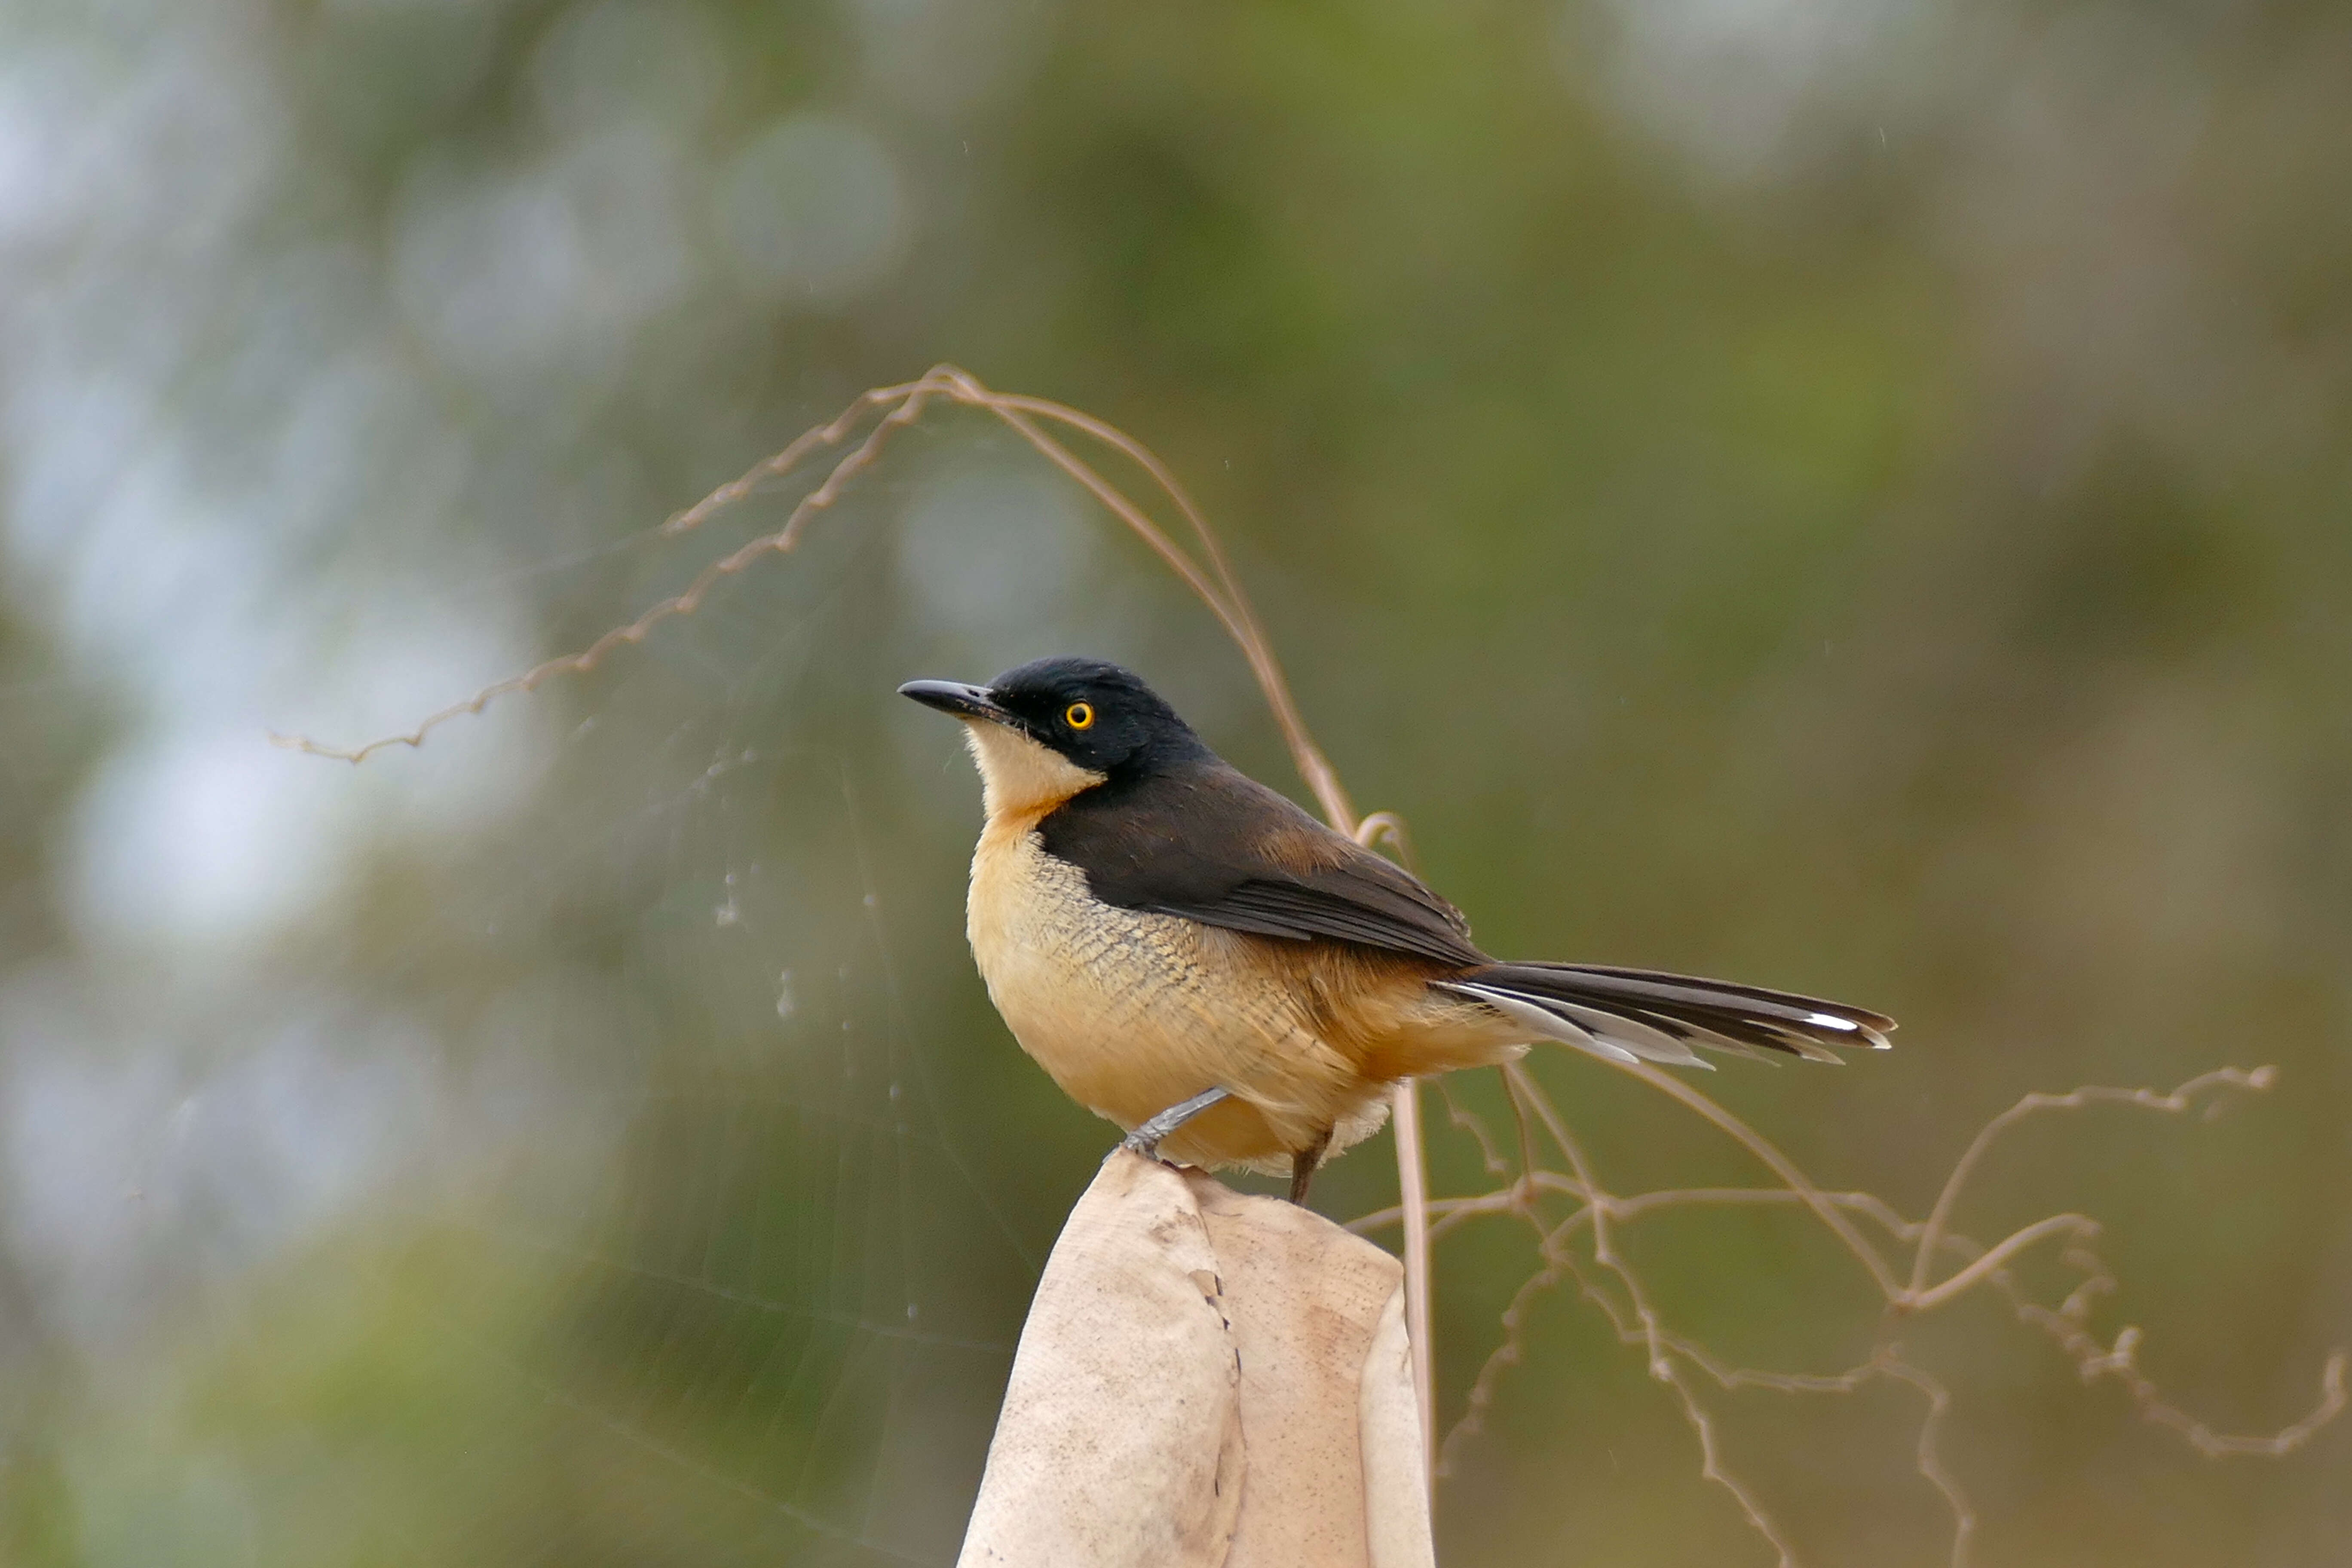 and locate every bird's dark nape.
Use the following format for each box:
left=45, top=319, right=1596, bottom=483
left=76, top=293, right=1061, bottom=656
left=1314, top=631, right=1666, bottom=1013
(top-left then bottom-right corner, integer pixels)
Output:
left=1439, top=962, right=1894, bottom=1069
